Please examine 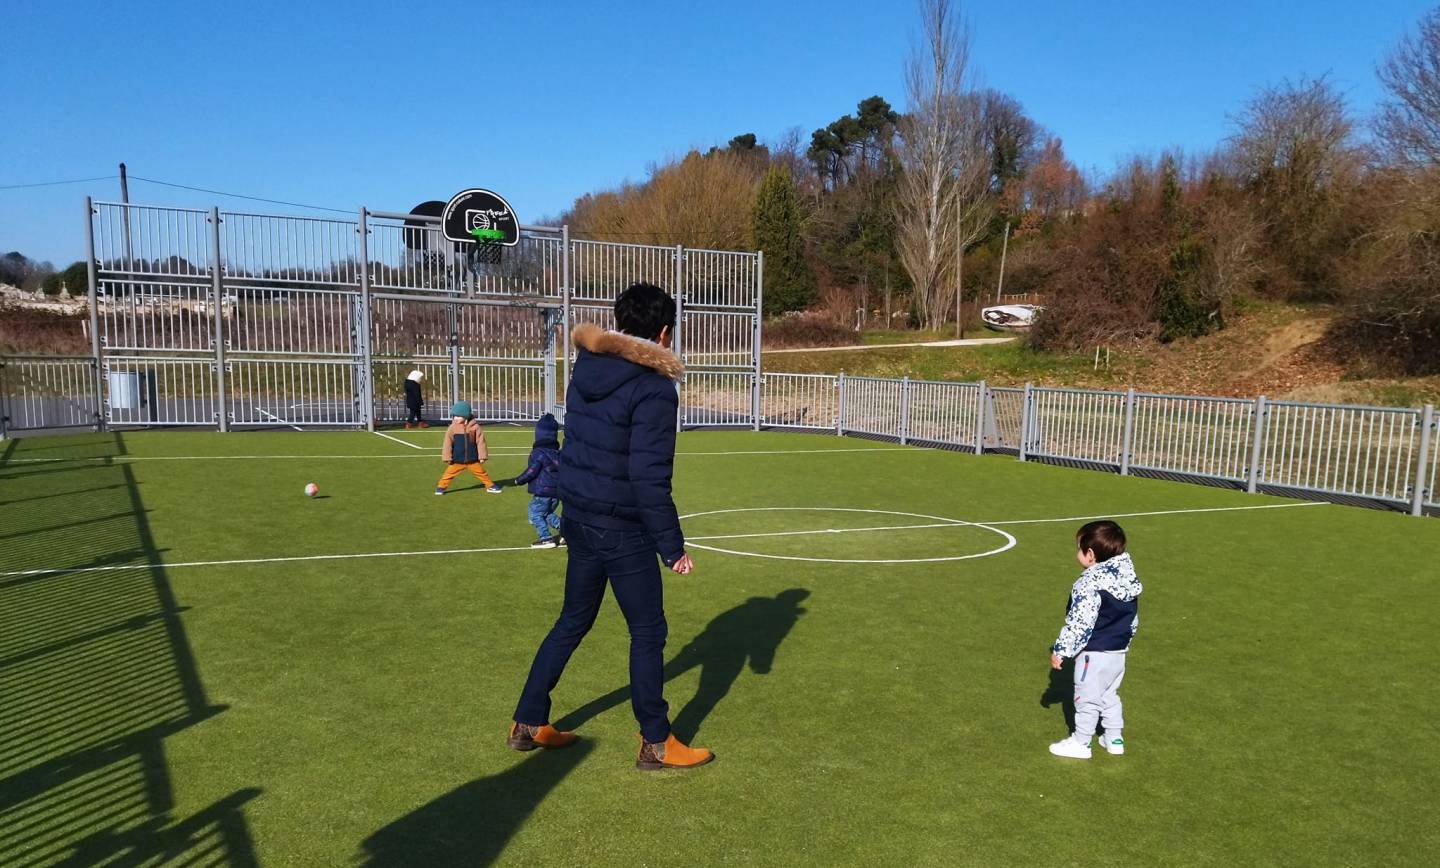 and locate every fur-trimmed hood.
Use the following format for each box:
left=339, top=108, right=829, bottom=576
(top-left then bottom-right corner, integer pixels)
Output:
left=571, top=323, right=684, bottom=382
